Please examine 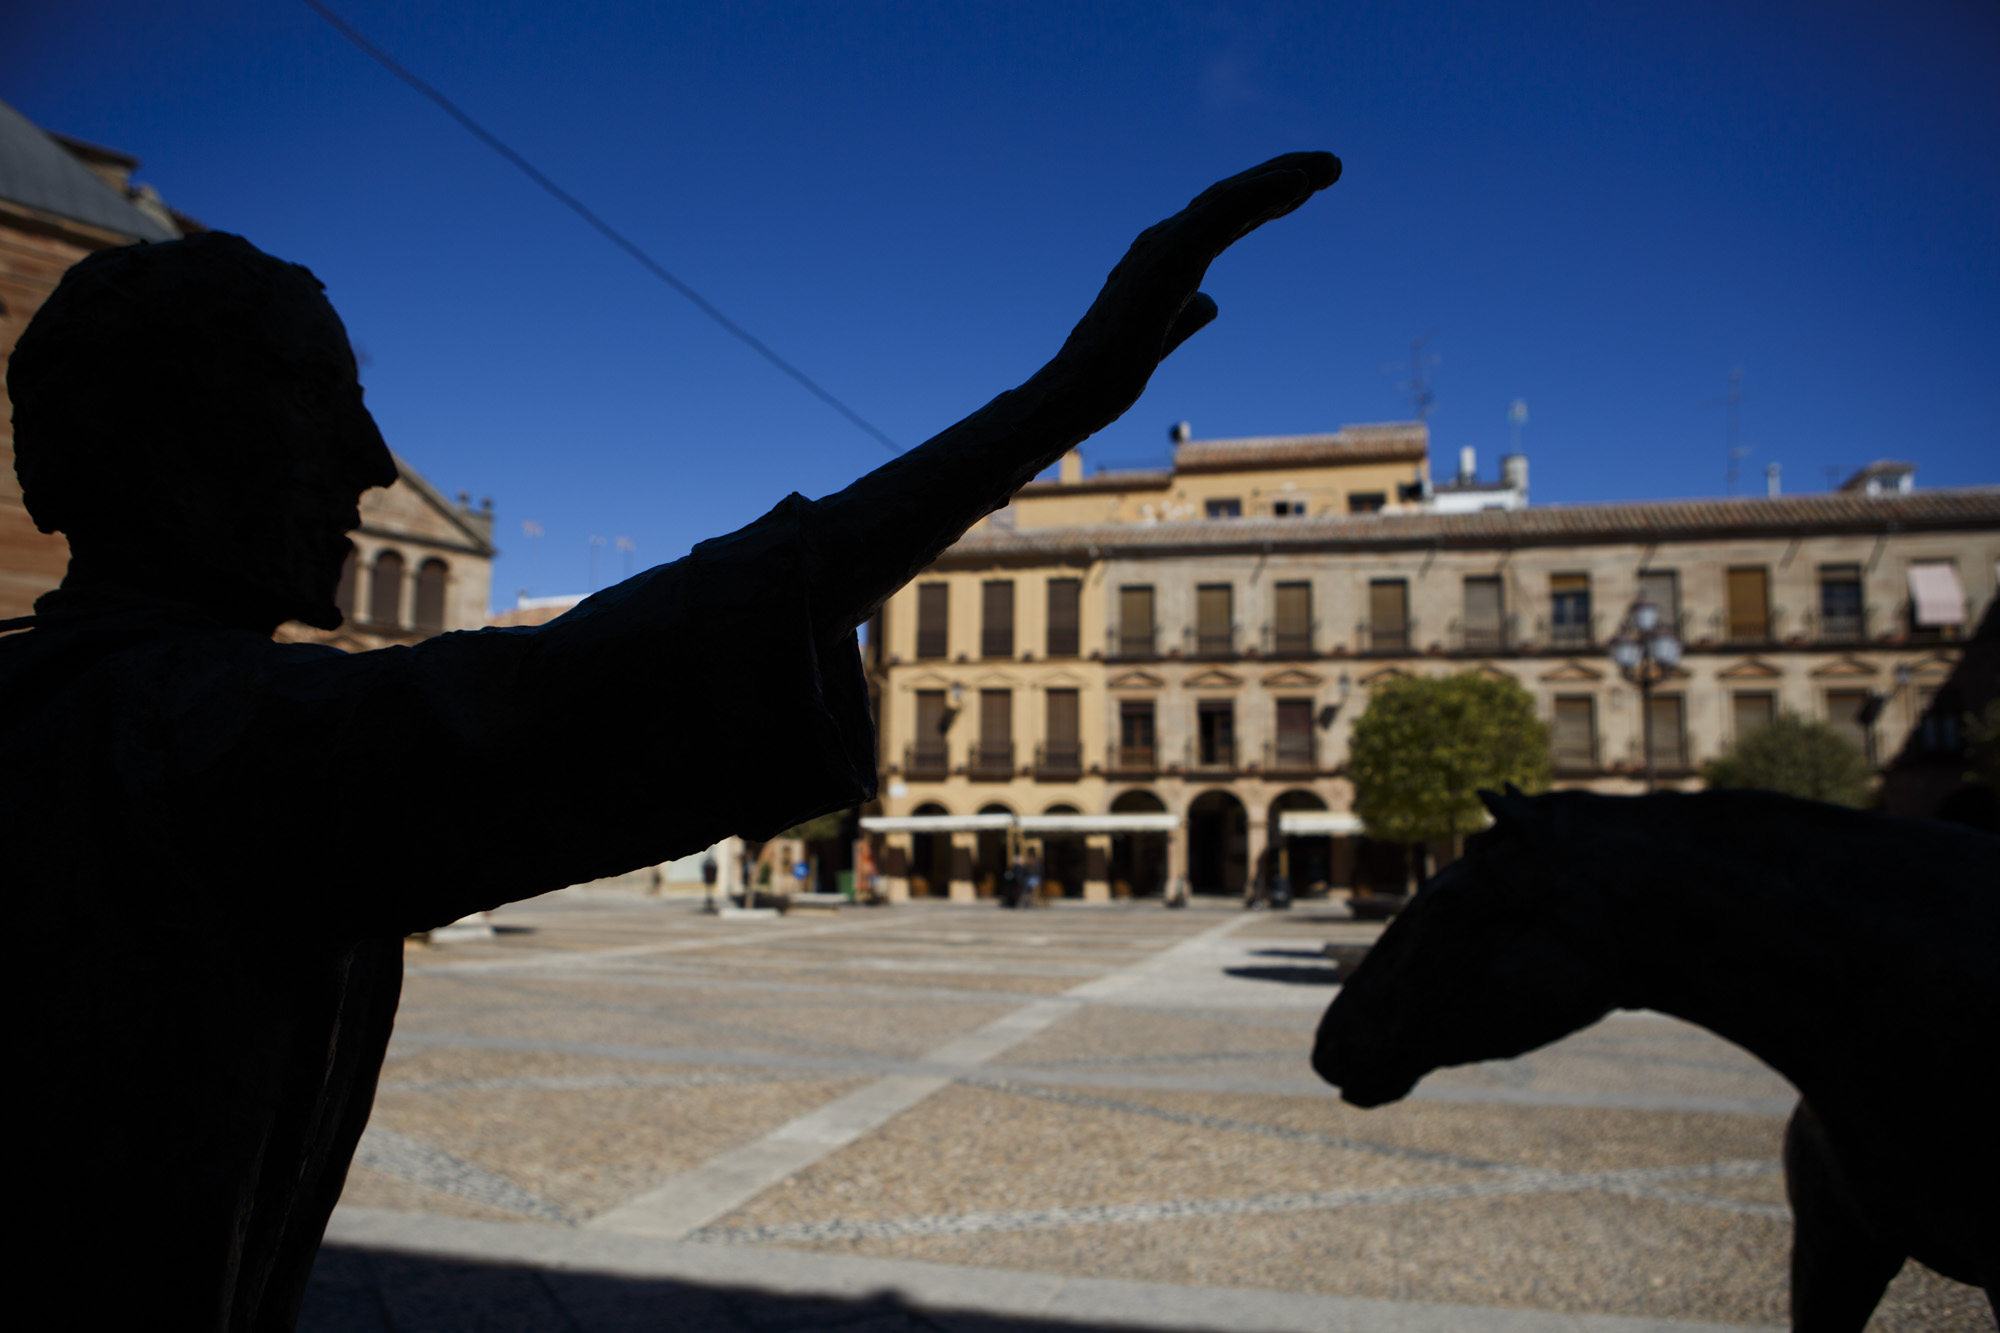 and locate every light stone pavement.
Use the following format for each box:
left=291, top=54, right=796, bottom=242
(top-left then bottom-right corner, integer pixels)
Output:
left=307, top=893, right=1993, bottom=1333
